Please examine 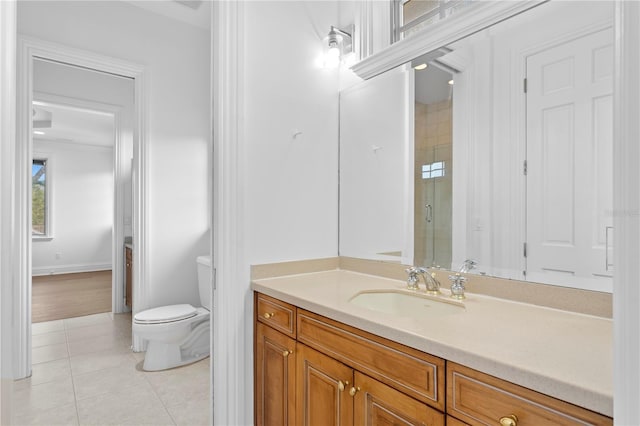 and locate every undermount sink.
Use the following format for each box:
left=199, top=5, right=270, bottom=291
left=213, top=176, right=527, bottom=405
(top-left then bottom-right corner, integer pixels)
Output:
left=349, top=289, right=465, bottom=318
